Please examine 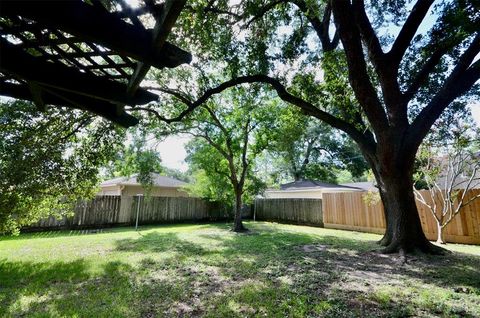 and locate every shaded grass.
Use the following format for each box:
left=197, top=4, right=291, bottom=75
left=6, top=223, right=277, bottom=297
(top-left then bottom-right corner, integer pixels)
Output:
left=0, top=221, right=479, bottom=317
